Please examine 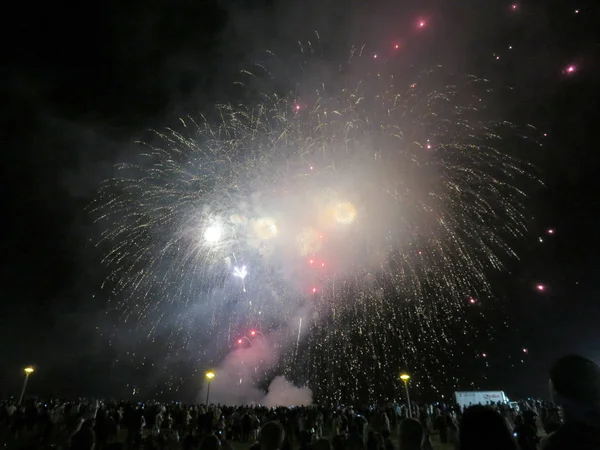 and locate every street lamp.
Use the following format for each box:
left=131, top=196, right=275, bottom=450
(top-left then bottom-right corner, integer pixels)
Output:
left=400, top=373, right=412, bottom=418
left=205, top=371, right=215, bottom=406
left=19, top=367, right=35, bottom=405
